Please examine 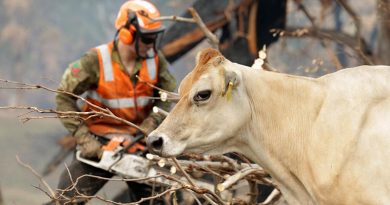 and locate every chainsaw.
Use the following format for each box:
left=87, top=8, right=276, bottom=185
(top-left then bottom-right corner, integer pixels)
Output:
left=75, top=133, right=215, bottom=190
